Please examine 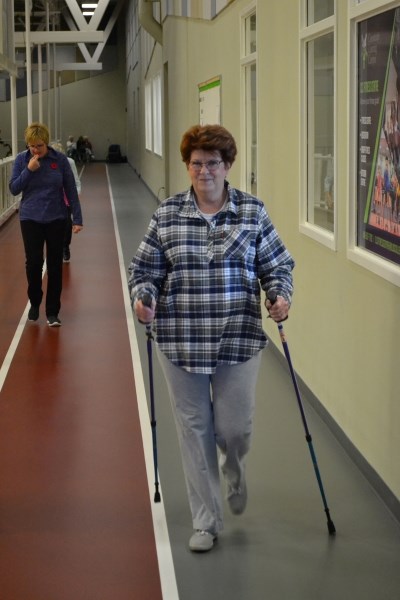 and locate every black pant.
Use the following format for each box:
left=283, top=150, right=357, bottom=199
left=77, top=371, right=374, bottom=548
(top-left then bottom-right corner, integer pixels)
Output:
left=20, top=219, right=67, bottom=316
